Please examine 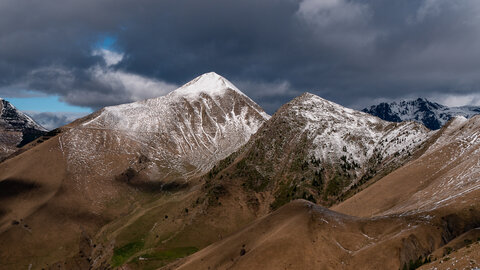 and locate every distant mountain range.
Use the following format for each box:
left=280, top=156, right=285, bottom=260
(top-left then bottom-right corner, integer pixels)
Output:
left=363, top=98, right=480, bottom=130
